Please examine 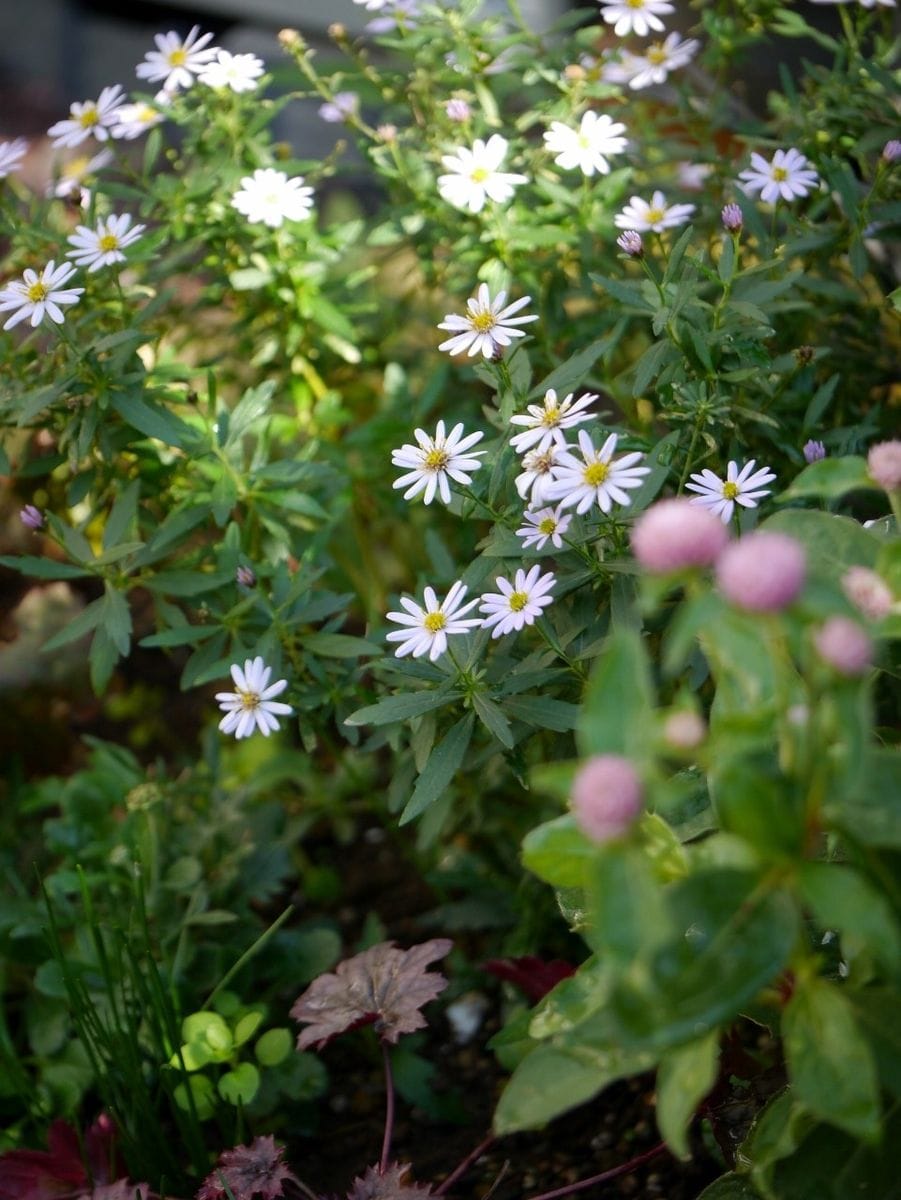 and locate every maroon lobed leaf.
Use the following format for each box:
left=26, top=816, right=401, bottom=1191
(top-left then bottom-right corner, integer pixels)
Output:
left=482, top=956, right=576, bottom=1003
left=345, top=1164, right=433, bottom=1200
left=291, top=939, right=453, bottom=1051
left=196, top=1135, right=298, bottom=1200
left=0, top=1115, right=137, bottom=1200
